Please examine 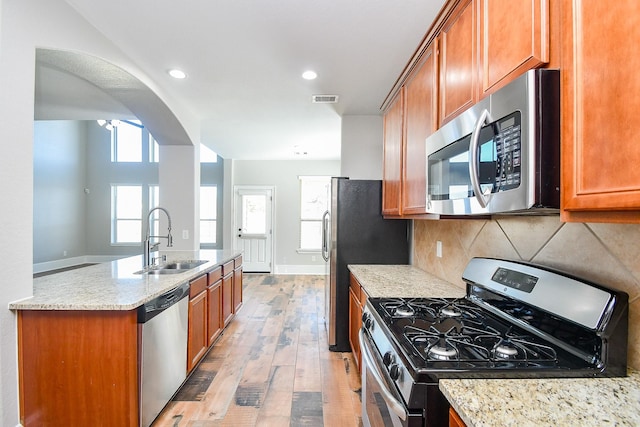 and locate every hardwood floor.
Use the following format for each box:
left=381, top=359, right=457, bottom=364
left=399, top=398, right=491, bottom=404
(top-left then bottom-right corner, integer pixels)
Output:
left=153, top=274, right=363, bottom=427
